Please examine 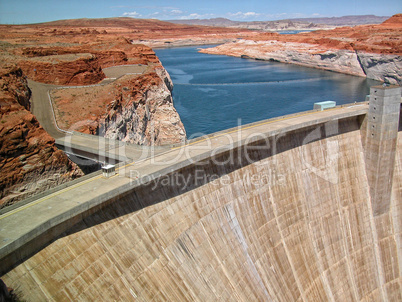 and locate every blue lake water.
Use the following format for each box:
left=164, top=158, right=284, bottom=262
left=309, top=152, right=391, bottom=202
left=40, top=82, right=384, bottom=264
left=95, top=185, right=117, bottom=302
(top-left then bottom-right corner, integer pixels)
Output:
left=155, top=46, right=380, bottom=138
